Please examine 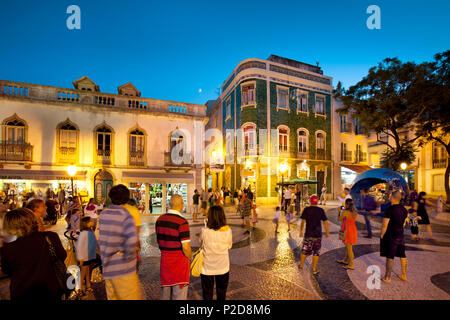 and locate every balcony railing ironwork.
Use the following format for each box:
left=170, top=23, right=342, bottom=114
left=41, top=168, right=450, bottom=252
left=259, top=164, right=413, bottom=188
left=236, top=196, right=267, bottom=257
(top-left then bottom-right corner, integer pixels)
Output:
left=433, top=158, right=448, bottom=169
left=164, top=151, right=192, bottom=167
left=0, top=141, right=33, bottom=162
left=129, top=150, right=145, bottom=167
left=341, top=150, right=352, bottom=162
left=340, top=122, right=353, bottom=133
left=96, top=149, right=111, bottom=165
left=59, top=147, right=77, bottom=163
left=355, top=151, right=367, bottom=163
